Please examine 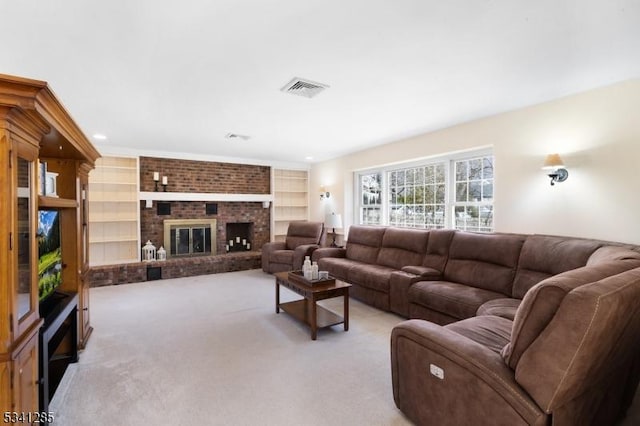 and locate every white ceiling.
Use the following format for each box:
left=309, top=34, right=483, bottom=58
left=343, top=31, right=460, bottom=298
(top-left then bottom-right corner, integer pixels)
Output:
left=2, top=0, right=639, bottom=165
